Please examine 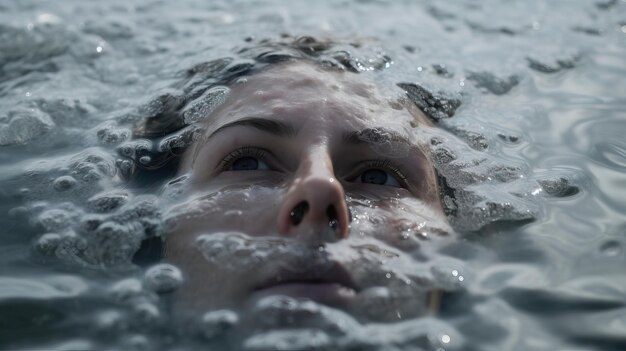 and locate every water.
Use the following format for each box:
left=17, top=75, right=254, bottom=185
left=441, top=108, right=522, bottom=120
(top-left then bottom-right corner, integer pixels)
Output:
left=1, top=0, right=625, bottom=350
